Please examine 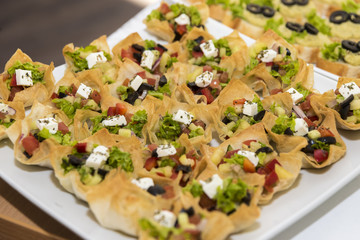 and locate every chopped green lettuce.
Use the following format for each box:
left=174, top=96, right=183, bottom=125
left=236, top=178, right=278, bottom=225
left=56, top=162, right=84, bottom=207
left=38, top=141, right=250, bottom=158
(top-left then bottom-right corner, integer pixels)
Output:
left=321, top=43, right=346, bottom=62
left=108, top=146, right=133, bottom=172
left=156, top=113, right=181, bottom=141
left=271, top=113, right=296, bottom=134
